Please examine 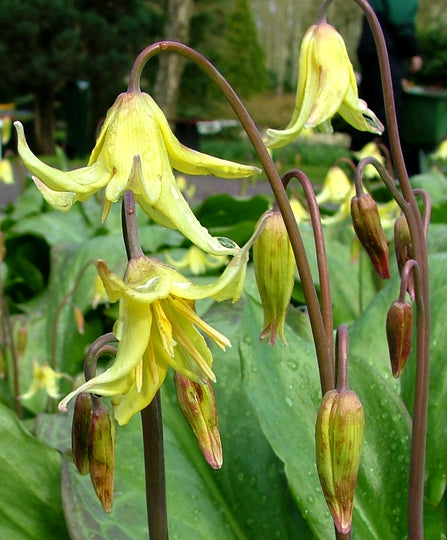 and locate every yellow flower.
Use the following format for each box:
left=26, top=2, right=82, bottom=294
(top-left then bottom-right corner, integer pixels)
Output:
left=14, top=91, right=259, bottom=256
left=165, top=246, right=228, bottom=275
left=0, top=159, right=13, bottom=185
left=353, top=142, right=385, bottom=179
left=433, top=139, right=447, bottom=160
left=316, top=166, right=352, bottom=205
left=21, top=361, right=66, bottom=400
left=1, top=117, right=12, bottom=145
left=59, top=246, right=251, bottom=425
left=266, top=23, right=383, bottom=149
